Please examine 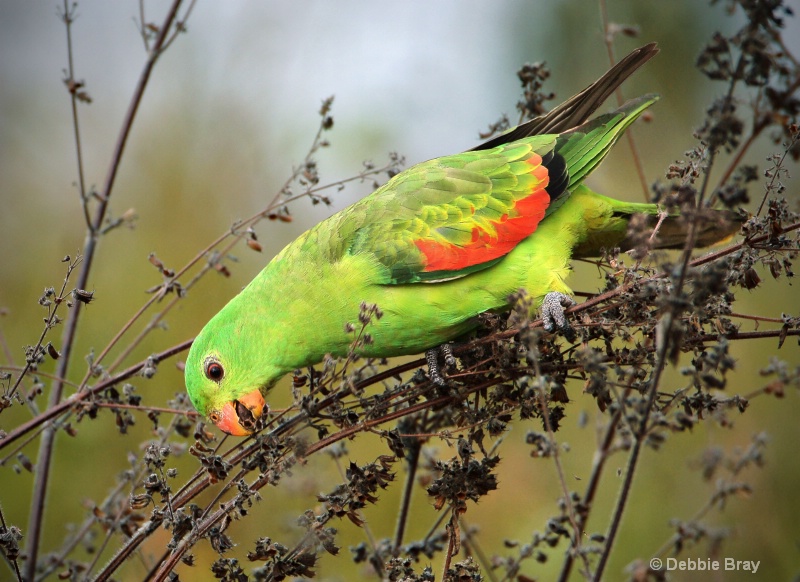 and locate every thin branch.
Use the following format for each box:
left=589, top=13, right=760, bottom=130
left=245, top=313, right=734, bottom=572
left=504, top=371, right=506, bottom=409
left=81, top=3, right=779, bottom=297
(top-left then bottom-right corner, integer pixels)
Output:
left=60, top=0, right=92, bottom=230
left=460, top=520, right=499, bottom=582
left=756, top=125, right=799, bottom=216
left=530, top=348, right=588, bottom=574
left=91, top=402, right=199, bottom=417
left=0, top=425, right=48, bottom=468
left=599, top=0, right=650, bottom=201
left=25, top=5, right=185, bottom=576
left=160, top=0, right=197, bottom=53
left=67, top=412, right=180, bottom=582
left=0, top=503, right=22, bottom=582
left=557, top=380, right=634, bottom=582
left=136, top=0, right=149, bottom=51
left=712, top=120, right=764, bottom=196
left=5, top=256, right=80, bottom=403
left=441, top=513, right=458, bottom=579
left=594, top=63, right=742, bottom=576
left=393, top=436, right=422, bottom=551
left=0, top=339, right=192, bottom=453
